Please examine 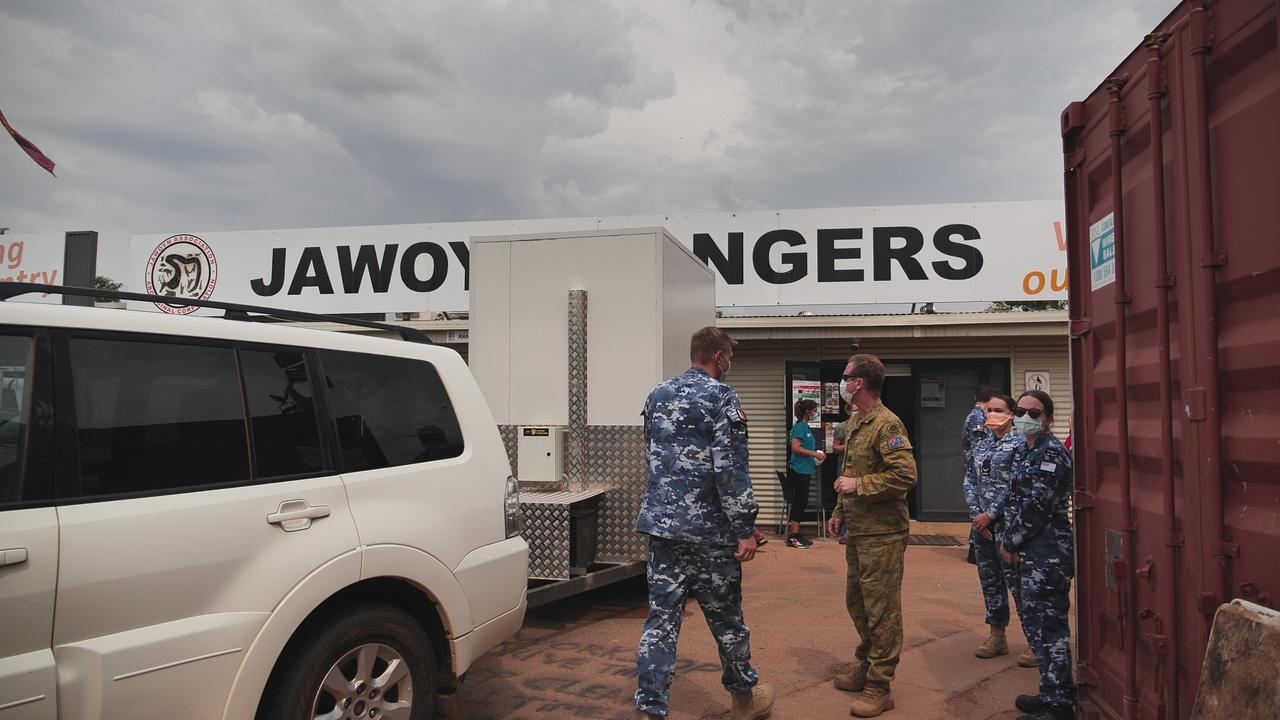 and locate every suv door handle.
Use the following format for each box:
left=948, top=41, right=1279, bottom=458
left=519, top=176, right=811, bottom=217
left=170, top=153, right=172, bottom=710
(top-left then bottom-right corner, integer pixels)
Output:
left=0, top=548, right=29, bottom=567
left=267, top=500, right=330, bottom=532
